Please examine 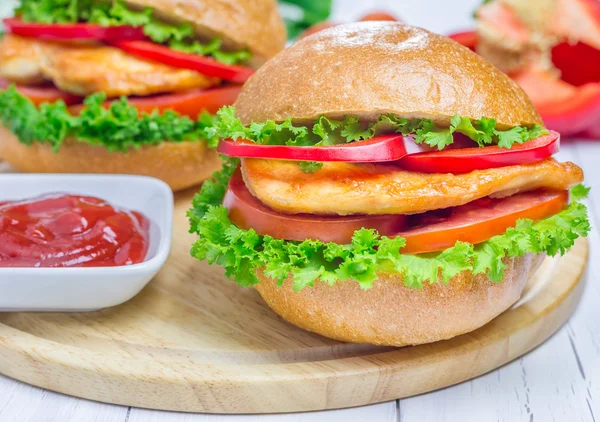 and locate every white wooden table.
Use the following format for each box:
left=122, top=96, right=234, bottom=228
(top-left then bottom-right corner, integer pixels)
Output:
left=1, top=0, right=599, bottom=421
